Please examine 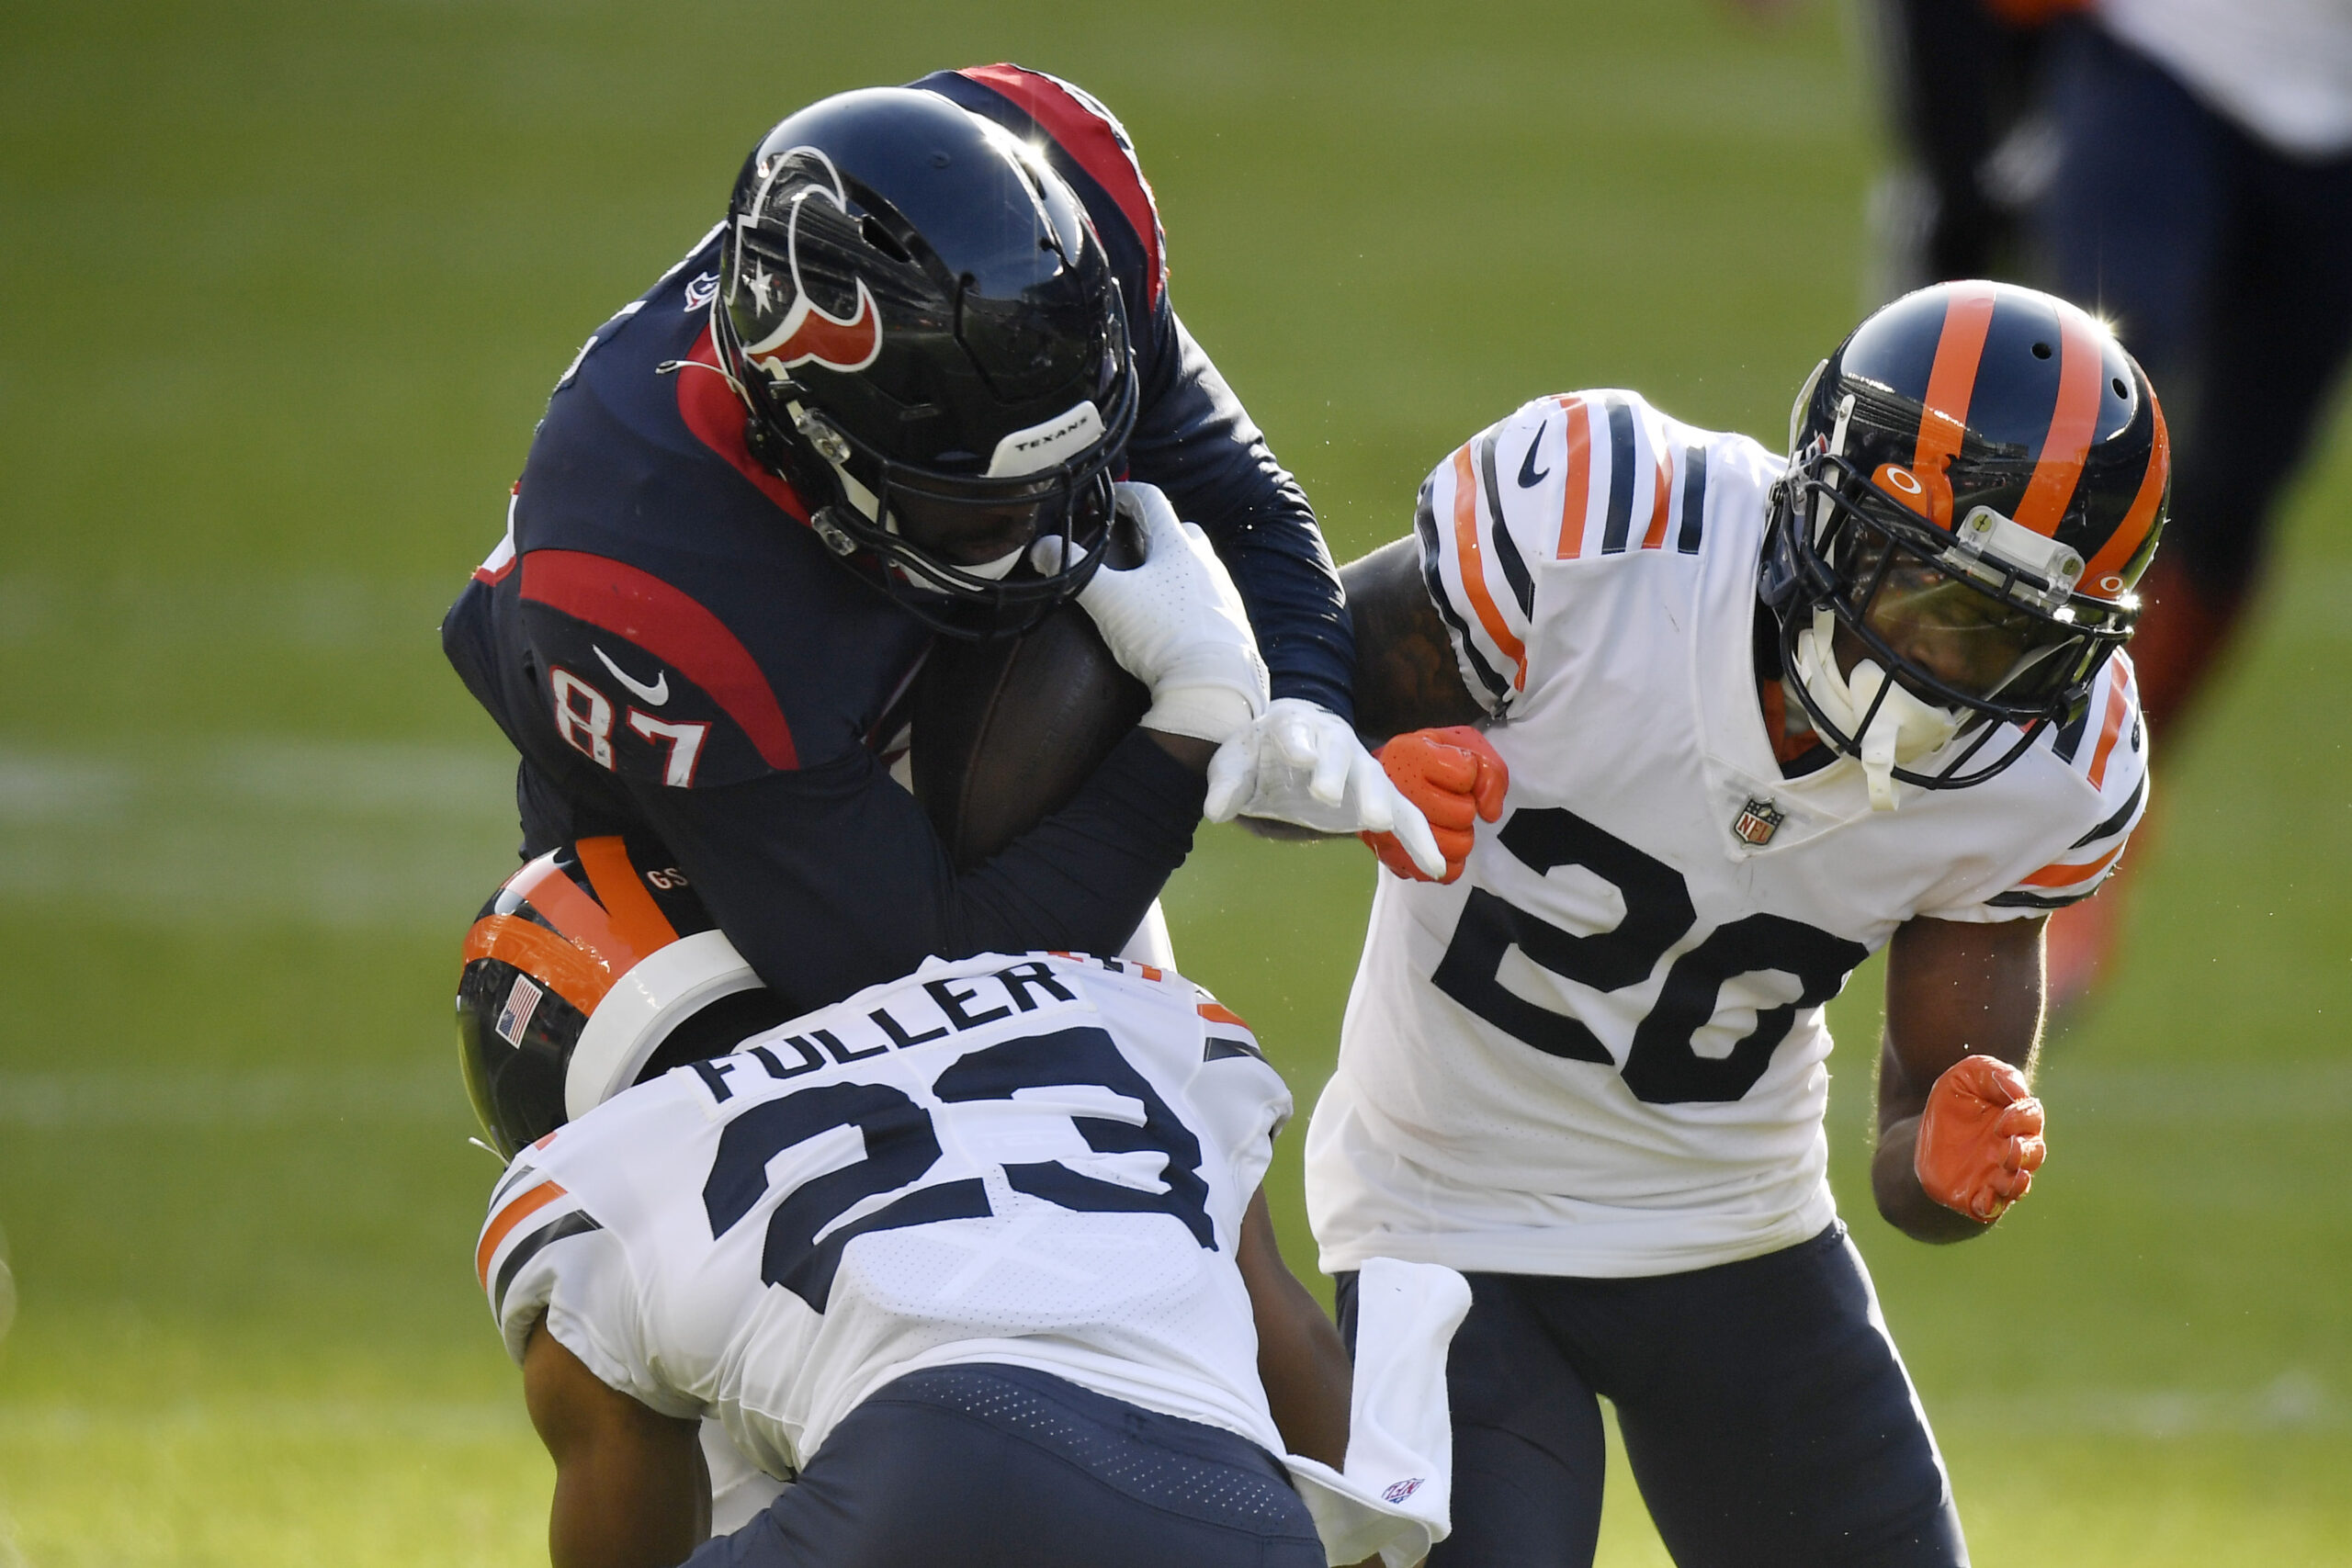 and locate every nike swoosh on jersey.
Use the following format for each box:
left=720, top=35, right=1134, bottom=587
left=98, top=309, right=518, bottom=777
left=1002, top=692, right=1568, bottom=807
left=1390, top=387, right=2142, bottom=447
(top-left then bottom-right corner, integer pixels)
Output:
left=594, top=645, right=670, bottom=706
left=1517, top=428, right=1549, bottom=488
